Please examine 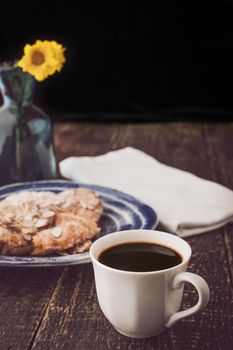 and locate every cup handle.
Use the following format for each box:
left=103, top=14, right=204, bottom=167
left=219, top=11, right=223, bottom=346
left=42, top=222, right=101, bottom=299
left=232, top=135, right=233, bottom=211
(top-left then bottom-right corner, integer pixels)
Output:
left=166, top=272, right=210, bottom=328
